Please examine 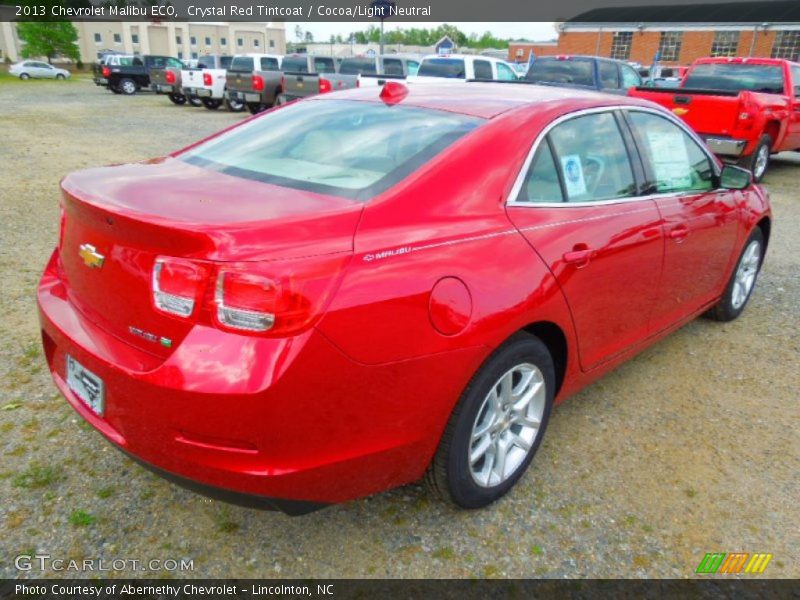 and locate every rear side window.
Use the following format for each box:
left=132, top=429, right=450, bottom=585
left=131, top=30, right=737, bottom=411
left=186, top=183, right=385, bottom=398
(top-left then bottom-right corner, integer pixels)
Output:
left=339, top=58, right=377, bottom=75
left=599, top=62, right=619, bottom=88
left=516, top=142, right=564, bottom=203
left=382, top=58, right=404, bottom=76
left=221, top=56, right=233, bottom=69
left=627, top=111, right=715, bottom=193
left=230, top=57, right=254, bottom=72
left=261, top=57, right=279, bottom=70
left=418, top=58, right=466, bottom=79
left=150, top=57, right=166, bottom=69
left=282, top=56, right=309, bottom=72
left=547, top=112, right=636, bottom=202
left=314, top=58, right=336, bottom=73
left=132, top=57, right=144, bottom=66
left=181, top=100, right=481, bottom=201
left=473, top=60, right=493, bottom=80
left=526, top=59, right=594, bottom=87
